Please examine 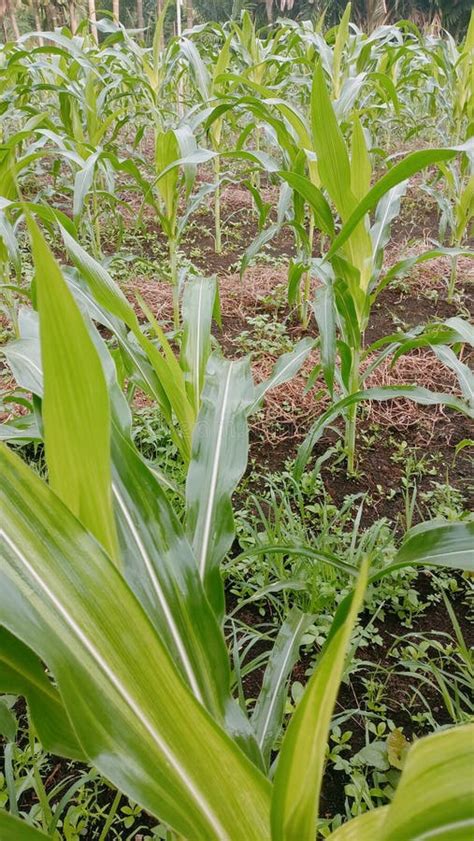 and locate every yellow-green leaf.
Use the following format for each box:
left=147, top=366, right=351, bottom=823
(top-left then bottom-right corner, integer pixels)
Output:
left=28, top=217, right=117, bottom=561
